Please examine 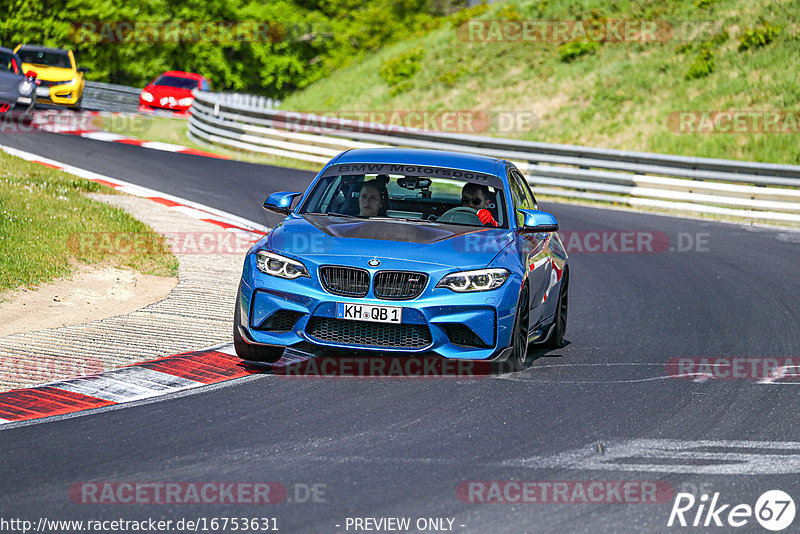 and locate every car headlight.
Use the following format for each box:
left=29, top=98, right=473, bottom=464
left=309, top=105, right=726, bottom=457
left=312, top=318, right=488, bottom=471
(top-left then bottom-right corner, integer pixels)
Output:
left=18, top=79, right=33, bottom=95
left=141, top=91, right=153, bottom=102
left=178, top=97, right=194, bottom=106
left=256, top=251, right=309, bottom=279
left=436, top=268, right=510, bottom=292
